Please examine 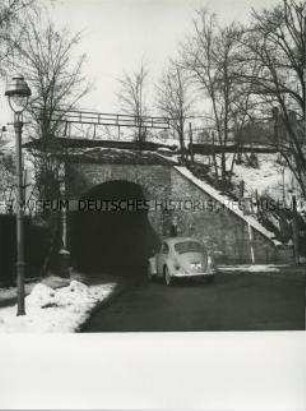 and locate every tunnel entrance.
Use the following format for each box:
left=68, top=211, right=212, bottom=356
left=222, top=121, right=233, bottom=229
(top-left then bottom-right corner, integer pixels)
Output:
left=70, top=181, right=159, bottom=277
